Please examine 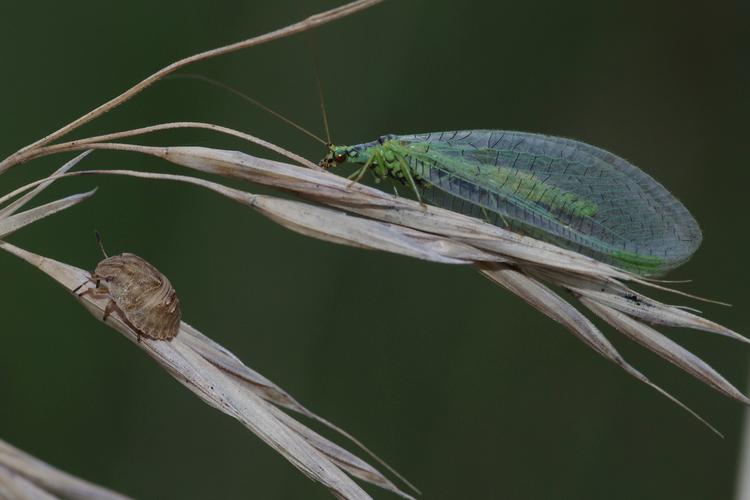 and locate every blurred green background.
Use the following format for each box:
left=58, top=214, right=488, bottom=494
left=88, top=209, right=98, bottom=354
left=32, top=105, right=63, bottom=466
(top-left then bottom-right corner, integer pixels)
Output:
left=1, top=1, right=748, bottom=499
